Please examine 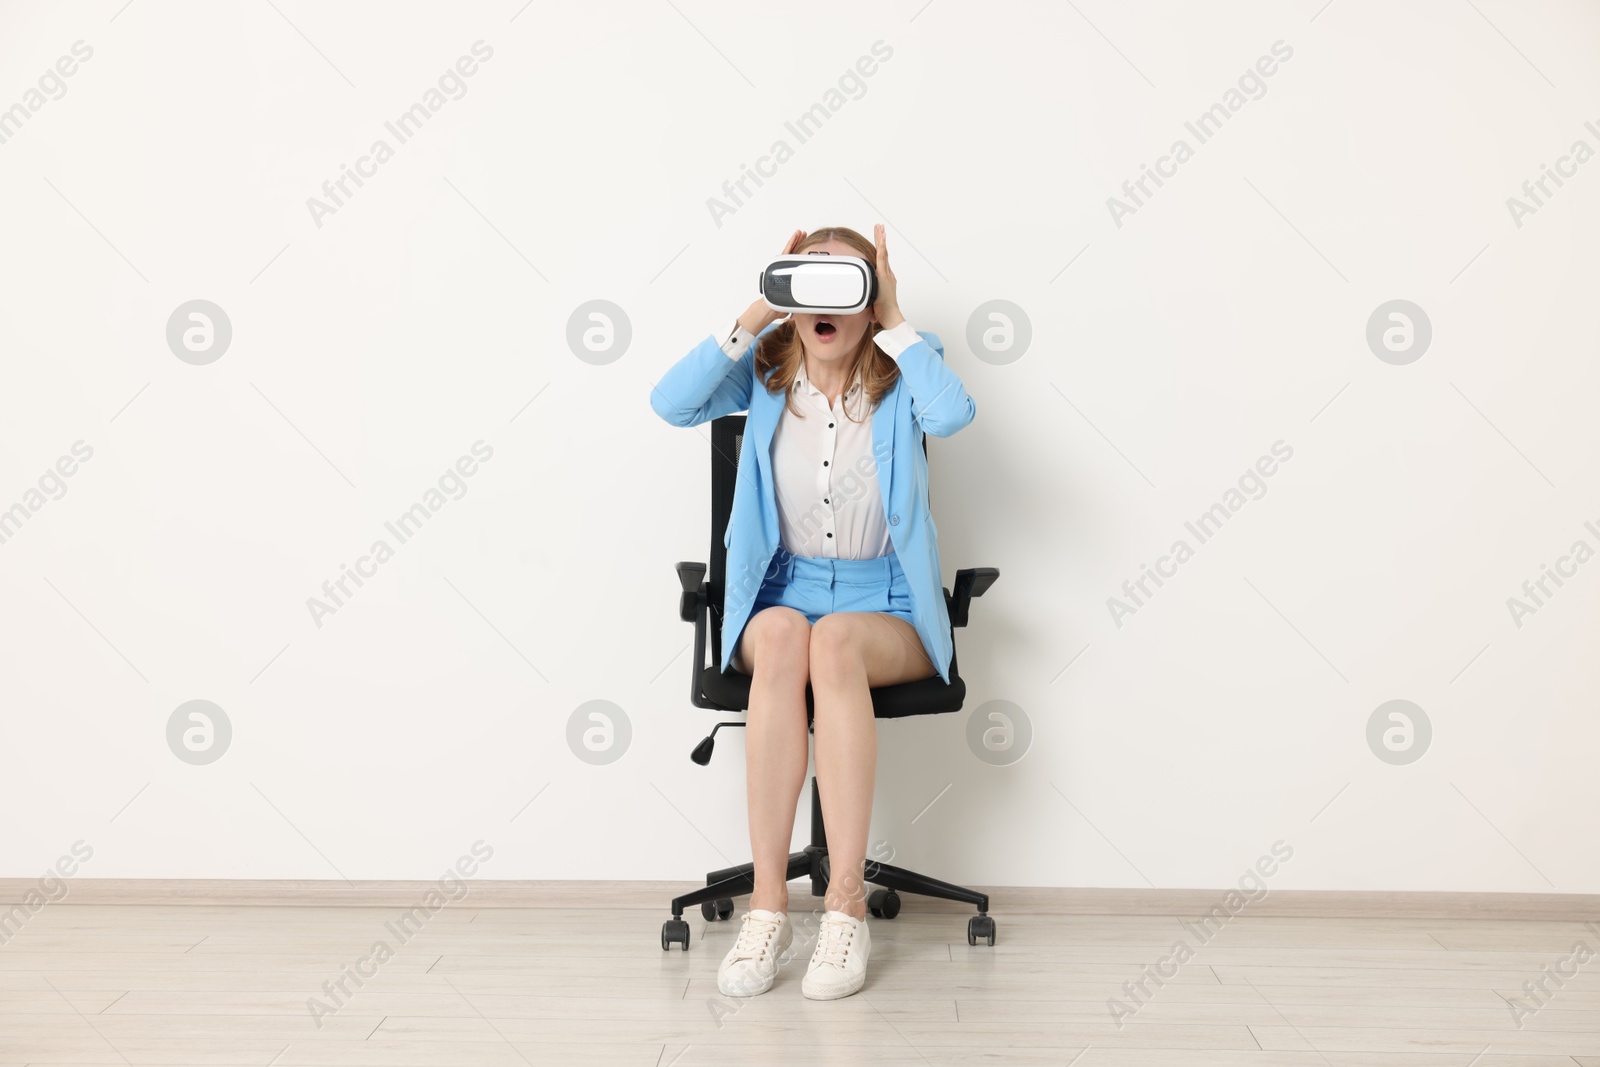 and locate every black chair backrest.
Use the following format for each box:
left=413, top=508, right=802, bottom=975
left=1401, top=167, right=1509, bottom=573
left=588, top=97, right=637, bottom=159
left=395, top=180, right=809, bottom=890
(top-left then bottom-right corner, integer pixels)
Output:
left=706, top=416, right=742, bottom=669
left=706, top=414, right=928, bottom=669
